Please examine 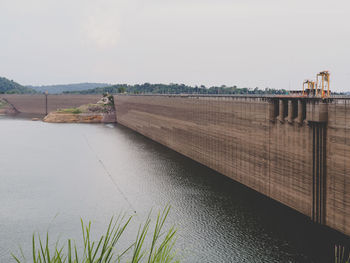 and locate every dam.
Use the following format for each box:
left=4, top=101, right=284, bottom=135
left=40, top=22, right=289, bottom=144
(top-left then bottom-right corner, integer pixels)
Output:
left=1, top=93, right=350, bottom=237
left=114, top=94, right=350, bottom=237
